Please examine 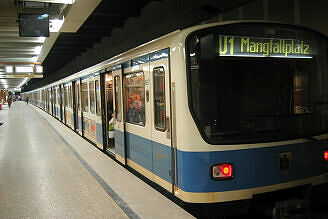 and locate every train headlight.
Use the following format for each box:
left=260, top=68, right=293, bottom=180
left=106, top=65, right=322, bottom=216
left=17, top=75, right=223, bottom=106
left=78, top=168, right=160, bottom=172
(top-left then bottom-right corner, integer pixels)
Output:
left=324, top=151, right=328, bottom=161
left=211, top=163, right=234, bottom=180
